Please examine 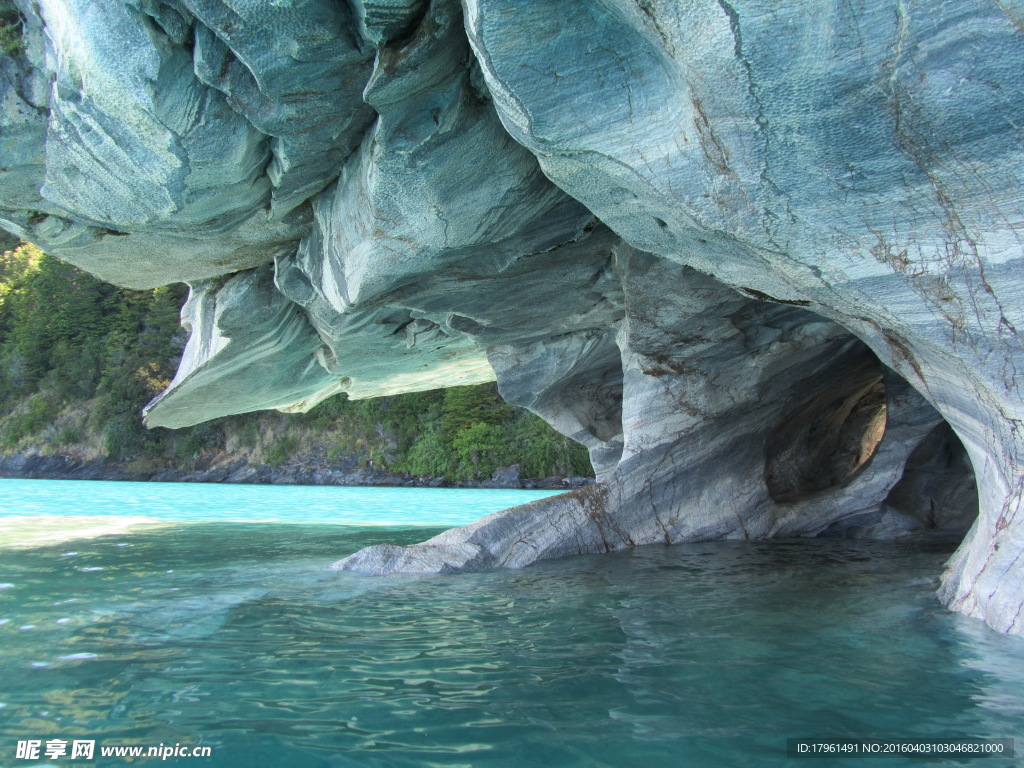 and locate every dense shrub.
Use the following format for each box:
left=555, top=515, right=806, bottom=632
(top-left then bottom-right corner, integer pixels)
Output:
left=0, top=0, right=23, bottom=57
left=265, top=435, right=300, bottom=466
